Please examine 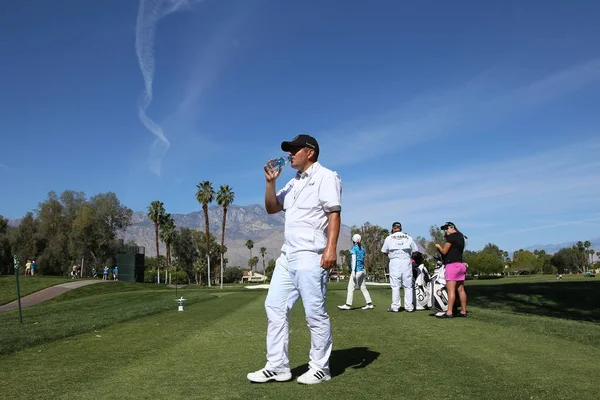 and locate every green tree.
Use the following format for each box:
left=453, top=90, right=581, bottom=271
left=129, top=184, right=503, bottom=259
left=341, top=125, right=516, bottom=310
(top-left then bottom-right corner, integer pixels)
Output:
left=533, top=249, right=547, bottom=274
left=583, top=240, right=591, bottom=270
left=216, top=184, right=235, bottom=289
left=145, top=255, right=167, bottom=271
left=511, top=250, right=539, bottom=274
left=339, top=249, right=351, bottom=272
left=196, top=181, right=215, bottom=287
left=0, top=216, right=12, bottom=275
left=259, top=247, right=267, bottom=272
left=192, top=229, right=220, bottom=285
left=482, top=243, right=504, bottom=258
left=172, top=227, right=198, bottom=282
left=351, top=222, right=389, bottom=279
left=11, top=212, right=39, bottom=267
left=147, top=200, right=166, bottom=283
left=552, top=247, right=580, bottom=273
left=36, top=191, right=71, bottom=275
left=223, top=266, right=244, bottom=284
left=464, top=251, right=503, bottom=276
left=574, top=241, right=586, bottom=272
left=427, top=225, right=447, bottom=259
left=248, top=255, right=259, bottom=272
left=265, top=258, right=276, bottom=281
left=9, top=191, right=131, bottom=277
left=70, top=192, right=132, bottom=273
left=159, top=213, right=176, bottom=283
left=416, top=225, right=447, bottom=269
left=60, top=190, right=87, bottom=274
